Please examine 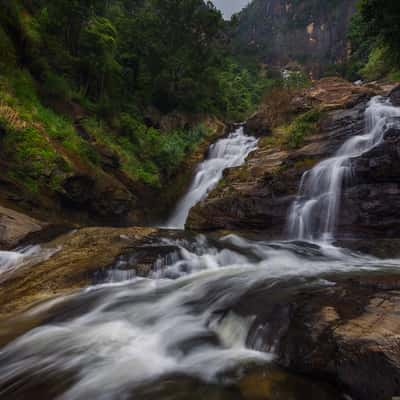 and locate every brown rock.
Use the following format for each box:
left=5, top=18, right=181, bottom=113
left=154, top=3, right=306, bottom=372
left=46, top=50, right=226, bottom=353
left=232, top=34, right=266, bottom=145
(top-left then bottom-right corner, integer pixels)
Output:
left=0, top=226, right=156, bottom=320
left=0, top=206, right=45, bottom=250
left=276, top=275, right=400, bottom=400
